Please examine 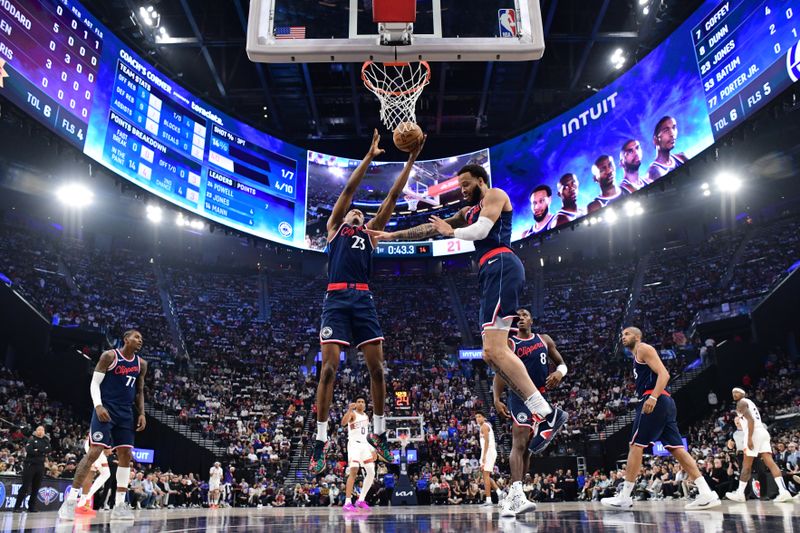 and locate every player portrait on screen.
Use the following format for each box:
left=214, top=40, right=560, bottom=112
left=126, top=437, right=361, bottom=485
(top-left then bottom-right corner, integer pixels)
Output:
left=587, top=155, right=622, bottom=214
left=619, top=140, right=652, bottom=194
left=521, top=185, right=556, bottom=238
left=647, top=116, right=688, bottom=183
left=553, top=173, right=585, bottom=228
